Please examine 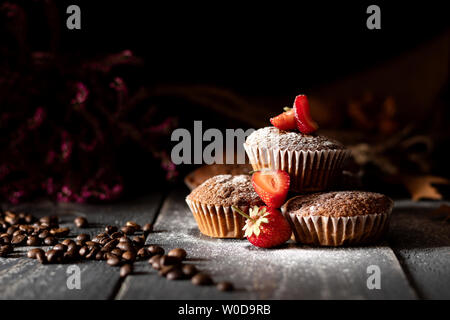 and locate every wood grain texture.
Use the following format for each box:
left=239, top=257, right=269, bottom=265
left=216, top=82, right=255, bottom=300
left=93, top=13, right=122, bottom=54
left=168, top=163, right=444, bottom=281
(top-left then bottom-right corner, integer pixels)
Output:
left=388, top=200, right=450, bottom=300
left=117, top=188, right=417, bottom=300
left=0, top=194, right=163, bottom=300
